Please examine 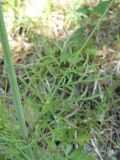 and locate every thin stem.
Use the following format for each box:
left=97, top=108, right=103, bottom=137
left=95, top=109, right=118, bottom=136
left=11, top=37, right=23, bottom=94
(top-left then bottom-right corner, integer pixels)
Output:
left=0, top=3, right=35, bottom=160
left=0, top=2, right=27, bottom=139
